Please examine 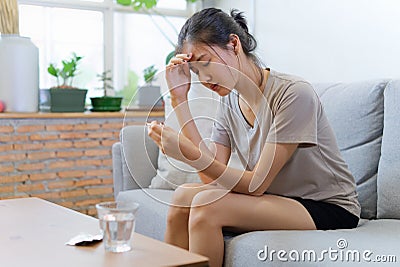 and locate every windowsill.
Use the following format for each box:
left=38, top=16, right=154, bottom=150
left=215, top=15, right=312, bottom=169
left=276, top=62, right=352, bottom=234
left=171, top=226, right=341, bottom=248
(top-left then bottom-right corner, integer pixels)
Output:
left=0, top=109, right=164, bottom=119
